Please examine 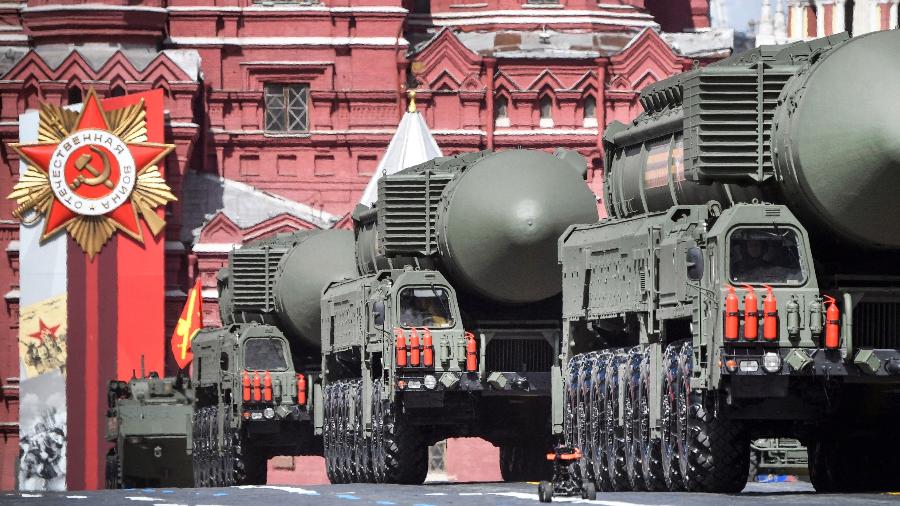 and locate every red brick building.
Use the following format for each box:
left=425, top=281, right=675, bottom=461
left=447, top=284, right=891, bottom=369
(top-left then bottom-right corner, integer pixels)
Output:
left=0, top=0, right=729, bottom=489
